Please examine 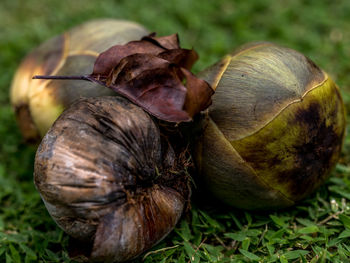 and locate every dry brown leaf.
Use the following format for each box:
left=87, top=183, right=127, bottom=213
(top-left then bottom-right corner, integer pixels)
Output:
left=33, top=33, right=214, bottom=122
